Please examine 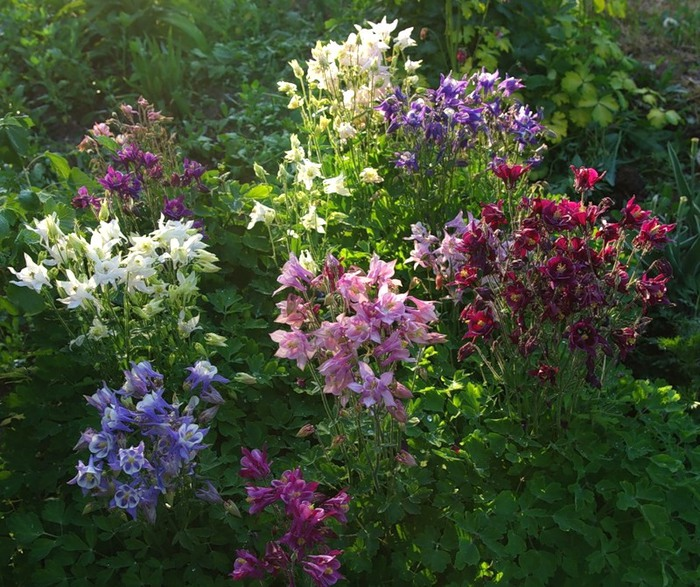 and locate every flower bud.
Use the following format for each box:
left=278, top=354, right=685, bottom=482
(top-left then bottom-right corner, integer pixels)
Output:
left=296, top=424, right=316, bottom=438
left=234, top=373, right=258, bottom=385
